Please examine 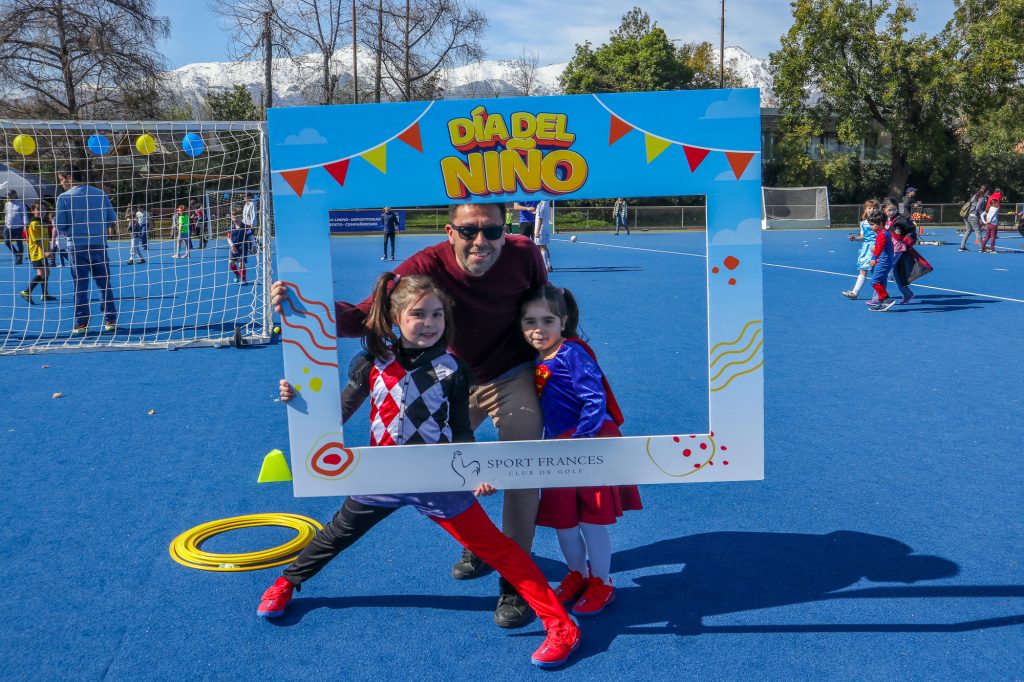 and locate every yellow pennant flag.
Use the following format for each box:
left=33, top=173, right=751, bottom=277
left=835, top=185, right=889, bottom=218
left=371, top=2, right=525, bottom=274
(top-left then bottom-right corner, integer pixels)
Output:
left=644, top=134, right=673, bottom=163
left=360, top=145, right=388, bottom=173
